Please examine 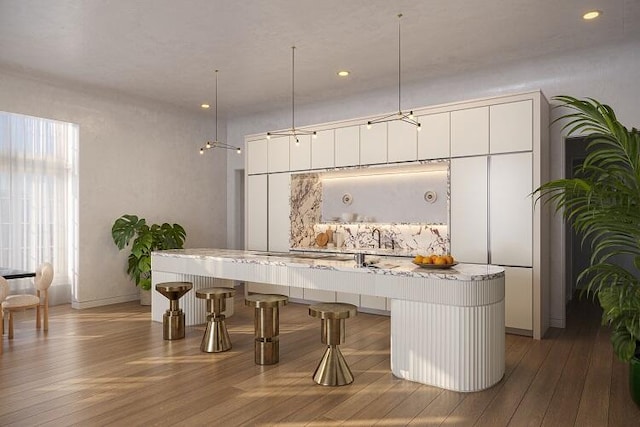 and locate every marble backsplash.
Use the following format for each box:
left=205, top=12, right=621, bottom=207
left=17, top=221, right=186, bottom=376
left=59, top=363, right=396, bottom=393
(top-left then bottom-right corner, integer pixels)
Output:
left=289, top=163, right=451, bottom=256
